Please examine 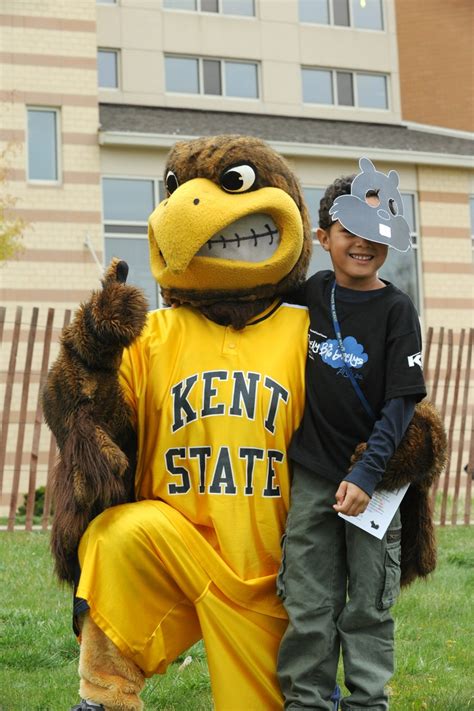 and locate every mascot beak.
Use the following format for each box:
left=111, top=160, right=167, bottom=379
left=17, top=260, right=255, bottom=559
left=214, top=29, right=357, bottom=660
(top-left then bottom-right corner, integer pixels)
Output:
left=148, top=178, right=304, bottom=292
